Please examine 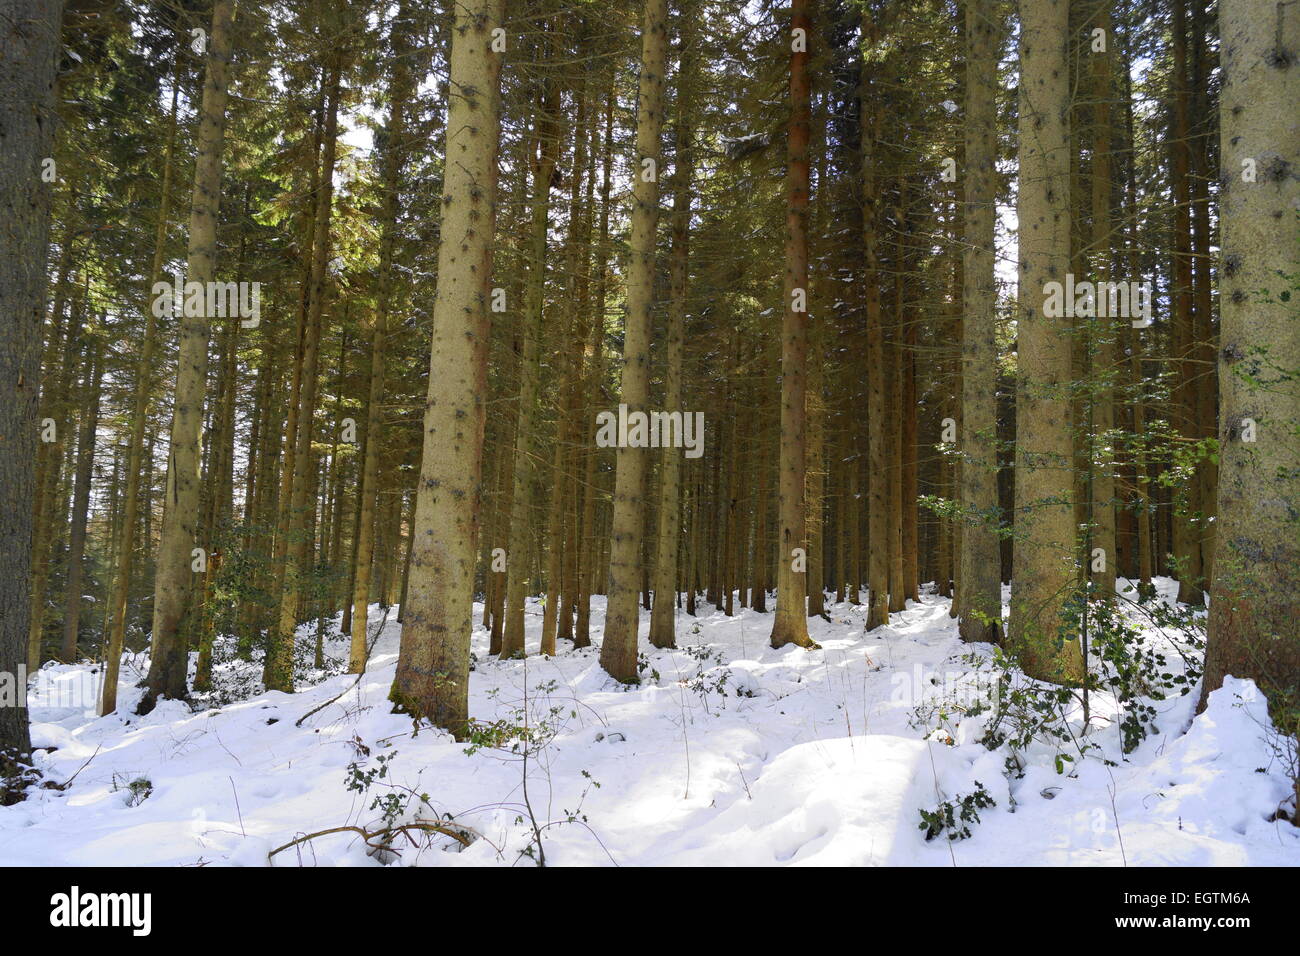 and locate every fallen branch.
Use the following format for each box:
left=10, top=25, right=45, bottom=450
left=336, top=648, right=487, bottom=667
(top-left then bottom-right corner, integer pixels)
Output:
left=267, top=818, right=478, bottom=863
